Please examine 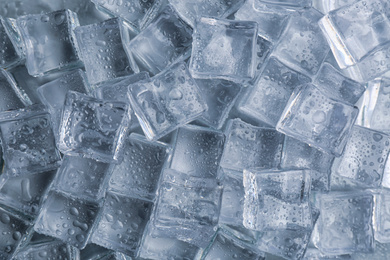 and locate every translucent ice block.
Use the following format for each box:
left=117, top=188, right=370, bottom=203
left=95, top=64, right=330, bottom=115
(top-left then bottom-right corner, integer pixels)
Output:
left=0, top=69, right=29, bottom=111
left=276, top=84, right=359, bottom=156
left=189, top=17, right=258, bottom=83
left=17, top=9, right=82, bottom=76
left=0, top=16, right=24, bottom=69
left=13, top=240, right=79, bottom=260
left=127, top=62, right=206, bottom=141
left=74, top=18, right=139, bottom=86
